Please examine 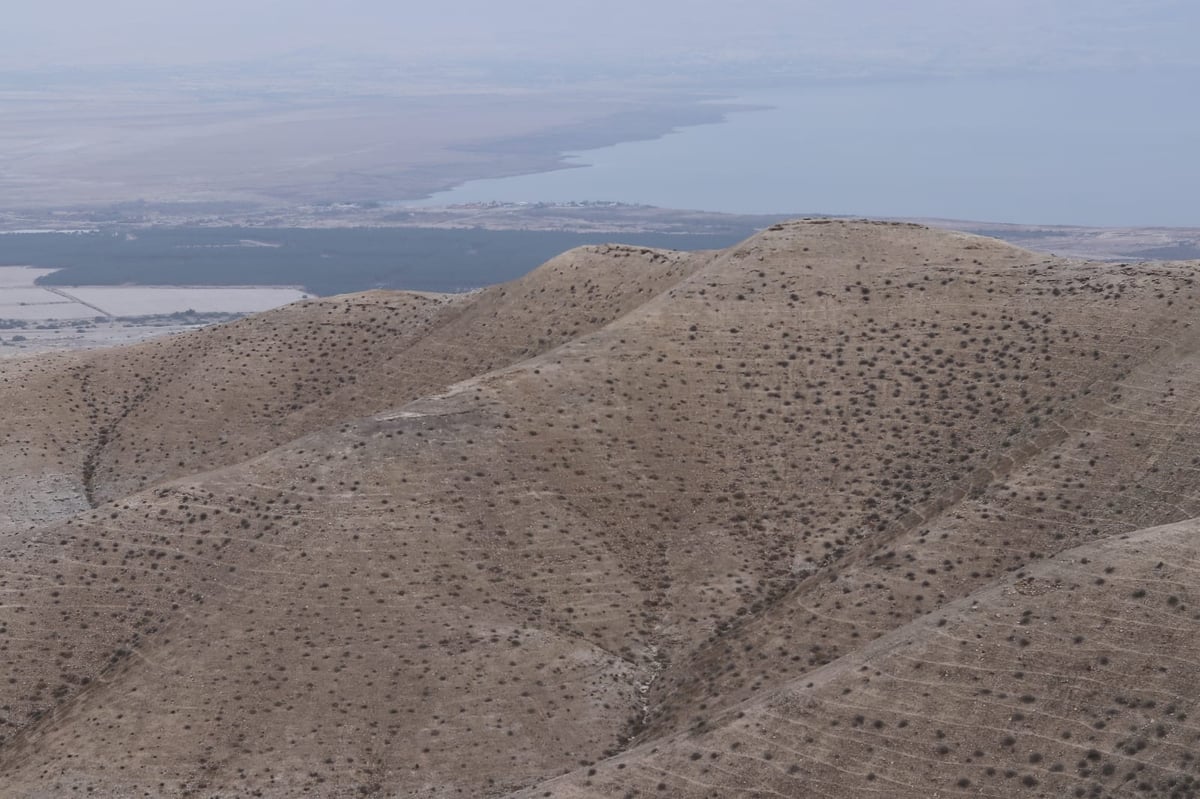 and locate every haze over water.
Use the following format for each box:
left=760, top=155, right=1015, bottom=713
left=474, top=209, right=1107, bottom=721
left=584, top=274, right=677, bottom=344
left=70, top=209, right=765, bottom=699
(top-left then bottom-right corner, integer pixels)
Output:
left=420, top=69, right=1200, bottom=227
